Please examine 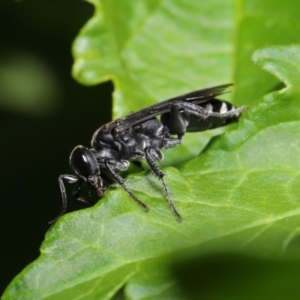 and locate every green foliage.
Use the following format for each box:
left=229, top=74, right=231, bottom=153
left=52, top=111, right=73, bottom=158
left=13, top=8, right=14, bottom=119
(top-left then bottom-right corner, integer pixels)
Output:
left=72, top=0, right=235, bottom=164
left=3, top=1, right=300, bottom=299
